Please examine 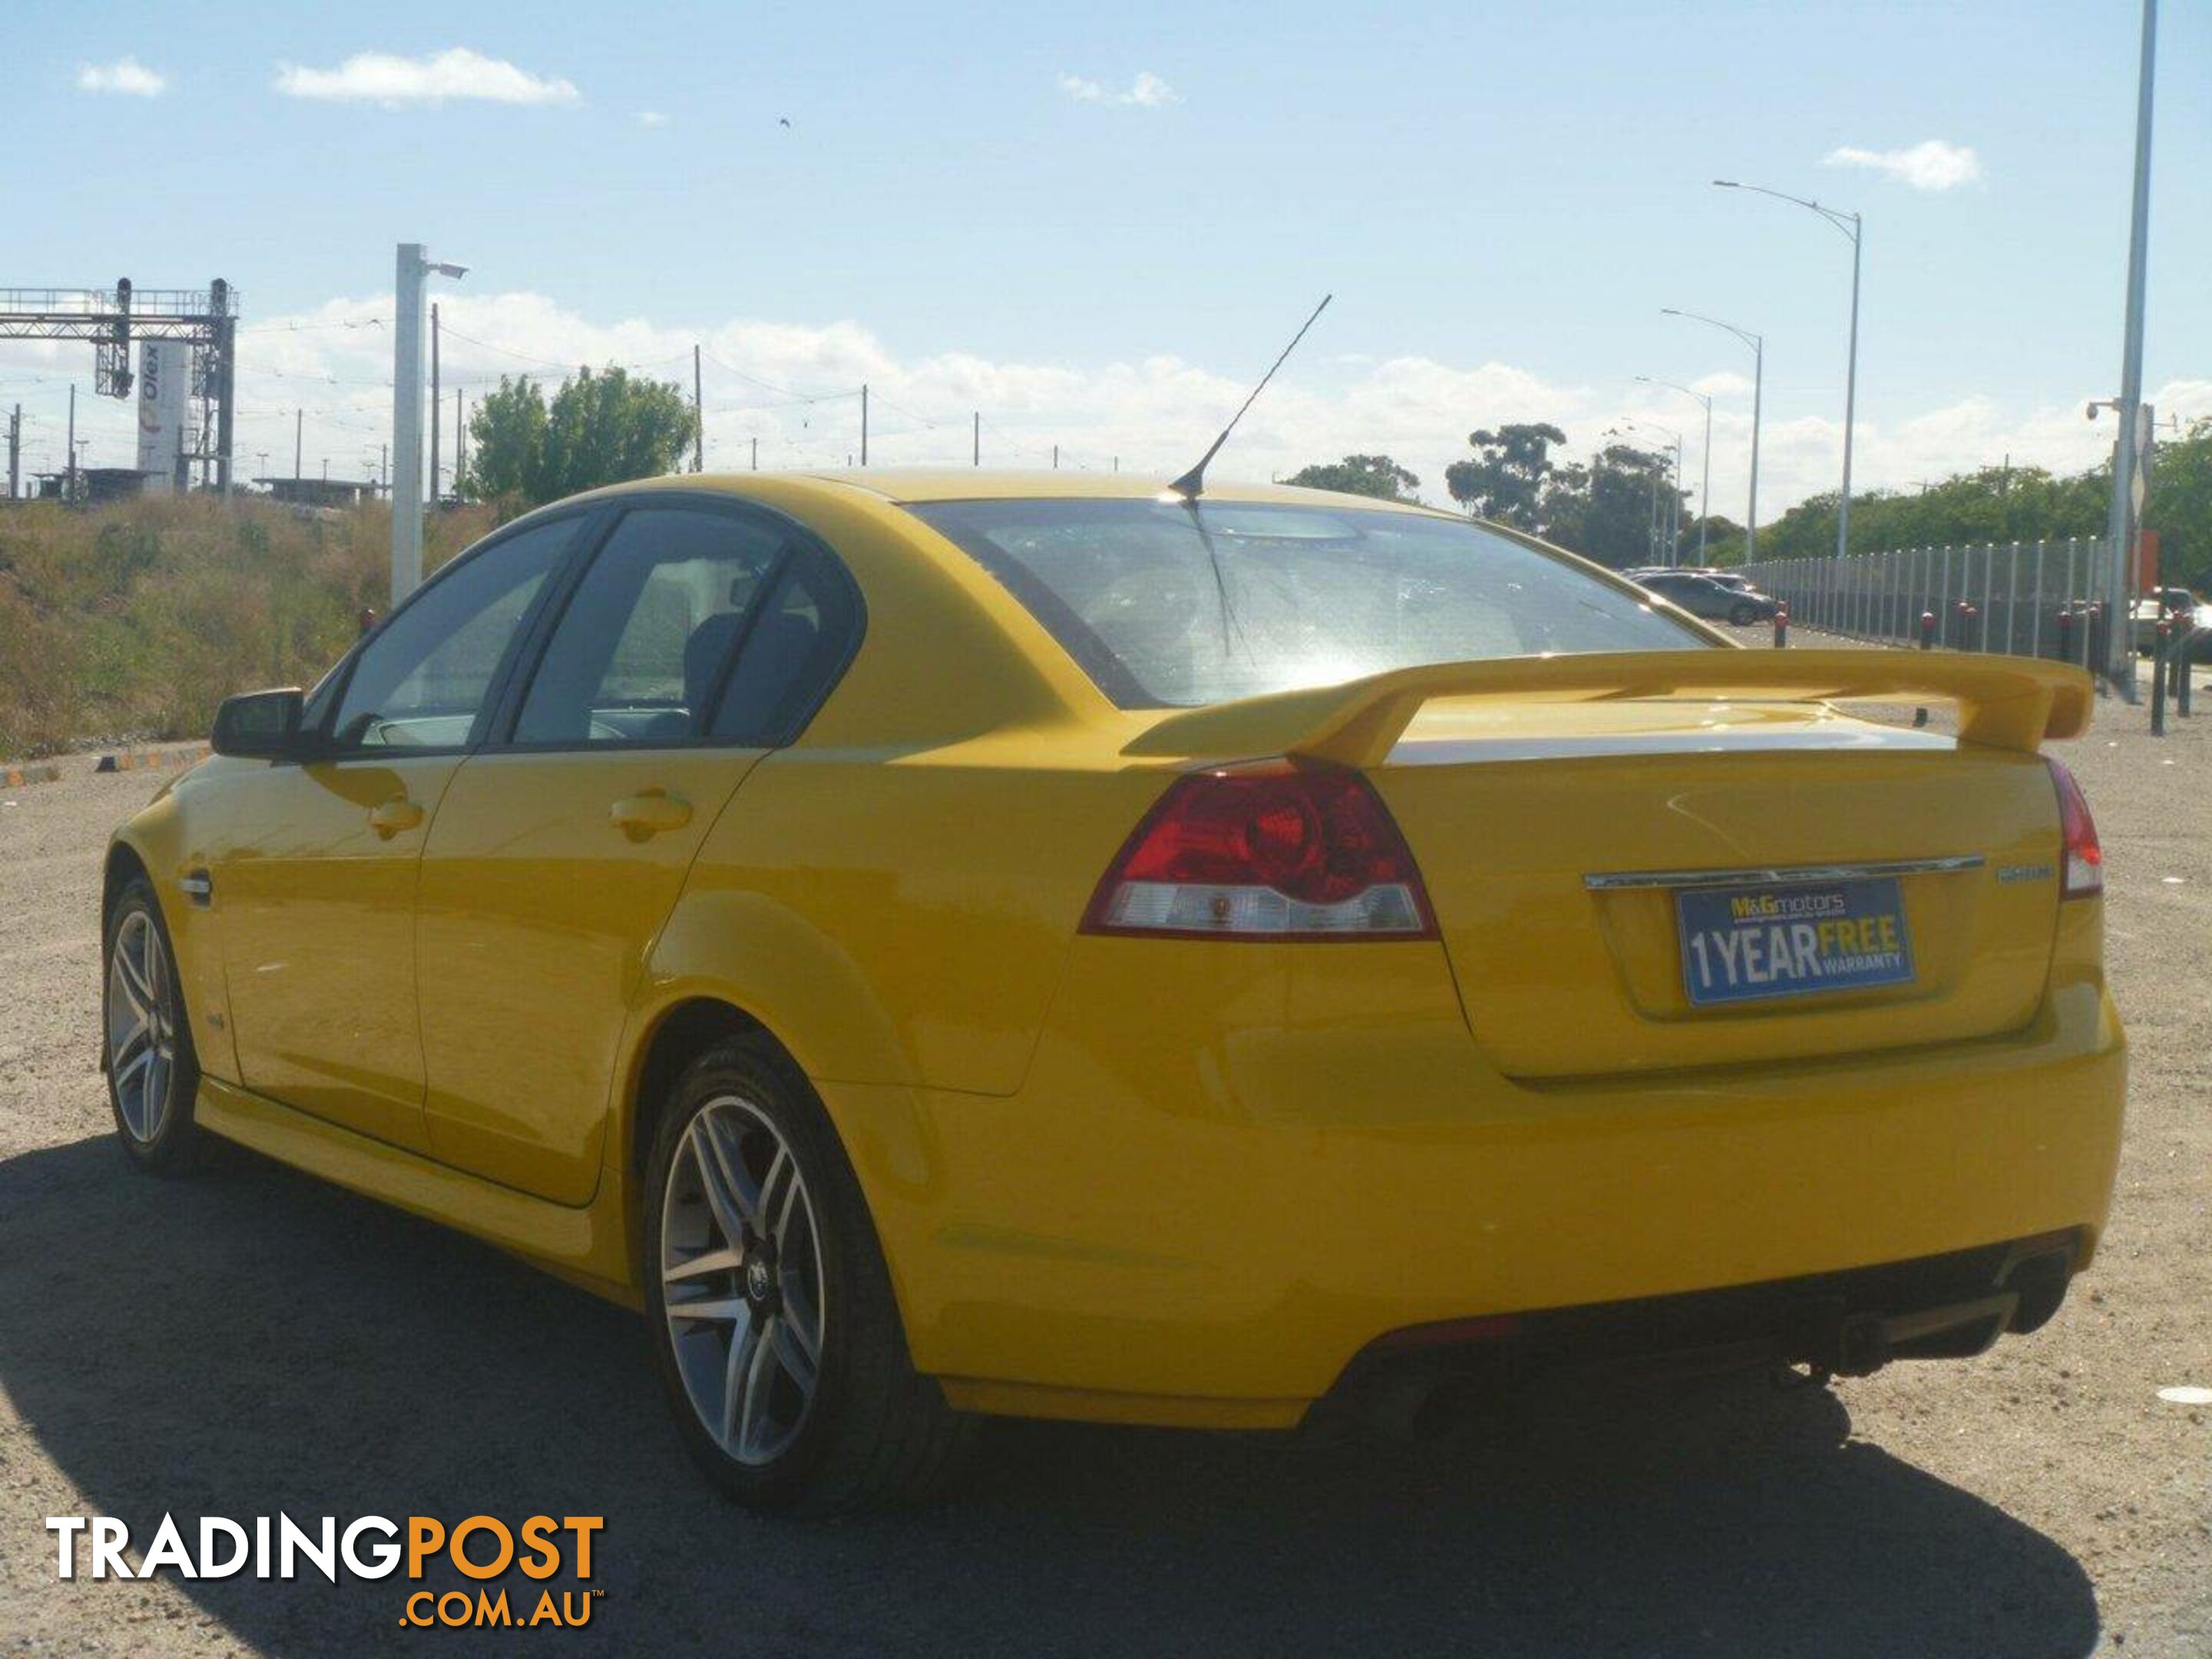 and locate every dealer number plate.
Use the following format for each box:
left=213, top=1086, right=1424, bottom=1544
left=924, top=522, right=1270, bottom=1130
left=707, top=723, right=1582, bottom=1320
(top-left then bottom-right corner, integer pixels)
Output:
left=1676, top=877, right=1914, bottom=1007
